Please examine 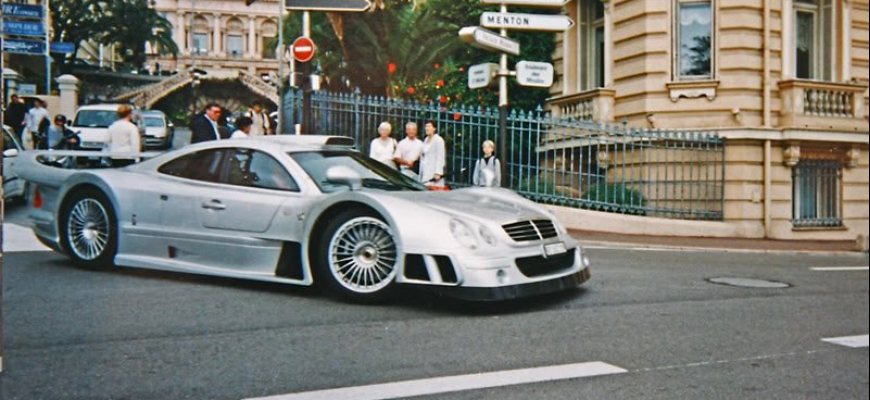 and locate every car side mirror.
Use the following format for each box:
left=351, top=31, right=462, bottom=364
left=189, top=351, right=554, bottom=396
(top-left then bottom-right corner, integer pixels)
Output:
left=3, top=148, right=19, bottom=158
left=325, top=166, right=362, bottom=191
